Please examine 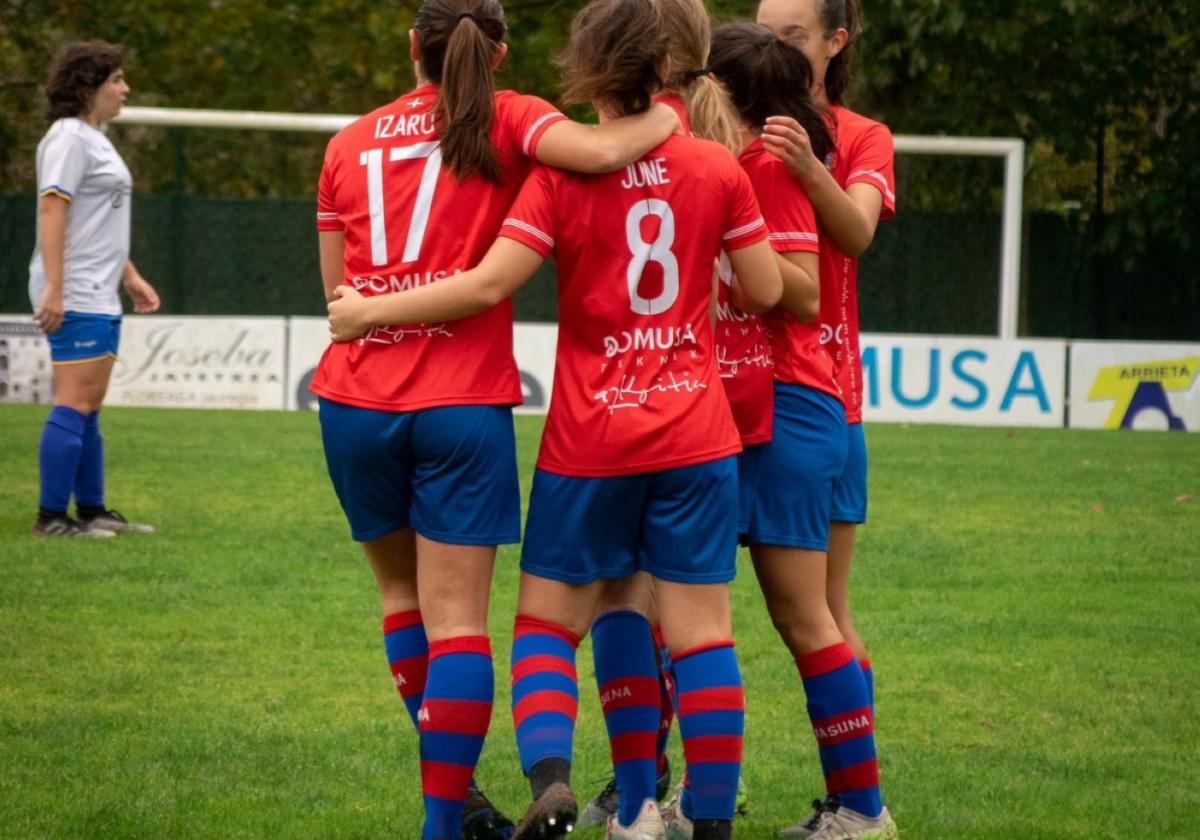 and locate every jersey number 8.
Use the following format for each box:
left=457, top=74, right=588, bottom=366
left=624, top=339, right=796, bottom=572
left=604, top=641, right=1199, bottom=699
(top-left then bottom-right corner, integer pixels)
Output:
left=625, top=199, right=680, bottom=316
